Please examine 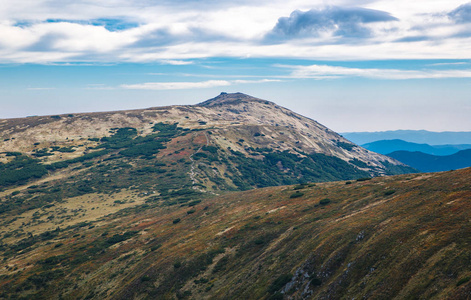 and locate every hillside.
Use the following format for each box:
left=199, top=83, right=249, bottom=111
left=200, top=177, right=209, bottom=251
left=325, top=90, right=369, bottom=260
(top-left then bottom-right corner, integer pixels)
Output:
left=0, top=166, right=470, bottom=299
left=0, top=92, right=422, bottom=299
left=0, top=93, right=415, bottom=247
left=388, top=149, right=471, bottom=172
left=362, top=139, right=471, bottom=156
left=0, top=92, right=414, bottom=193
